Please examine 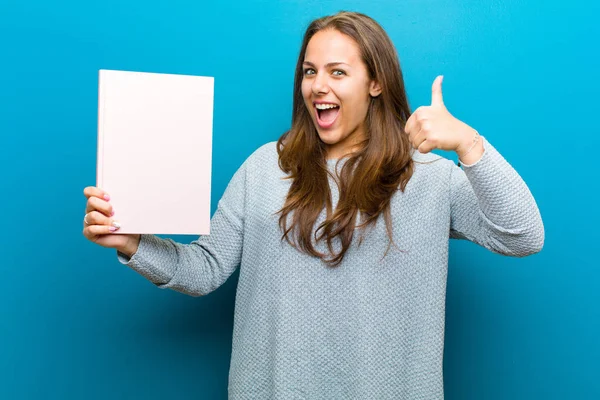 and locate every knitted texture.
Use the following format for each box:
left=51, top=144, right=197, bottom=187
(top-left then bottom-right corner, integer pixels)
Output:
left=117, top=137, right=544, bottom=399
